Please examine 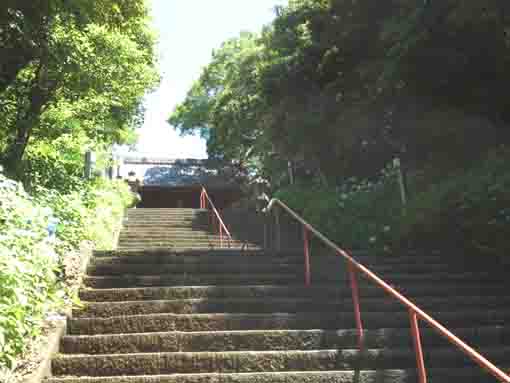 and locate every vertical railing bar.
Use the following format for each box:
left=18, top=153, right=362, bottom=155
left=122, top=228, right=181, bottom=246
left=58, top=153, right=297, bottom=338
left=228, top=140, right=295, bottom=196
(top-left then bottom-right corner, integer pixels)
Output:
left=303, top=226, right=311, bottom=286
left=347, top=260, right=364, bottom=352
left=274, top=207, right=281, bottom=252
left=410, top=309, right=427, bottom=383
left=220, top=224, right=223, bottom=248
